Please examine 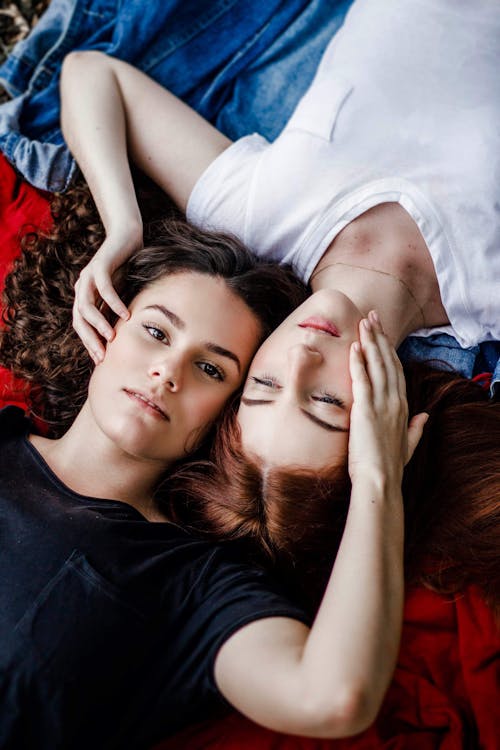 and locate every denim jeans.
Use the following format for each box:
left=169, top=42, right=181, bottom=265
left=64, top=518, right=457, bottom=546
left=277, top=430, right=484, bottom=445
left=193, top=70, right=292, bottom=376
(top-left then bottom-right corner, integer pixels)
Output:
left=0, top=0, right=352, bottom=192
left=398, top=335, right=500, bottom=398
